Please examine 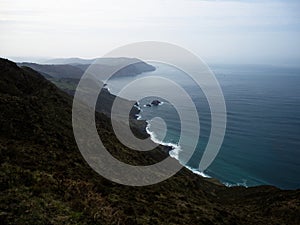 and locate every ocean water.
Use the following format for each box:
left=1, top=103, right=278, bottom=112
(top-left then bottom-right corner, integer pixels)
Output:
left=106, top=63, right=300, bottom=190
